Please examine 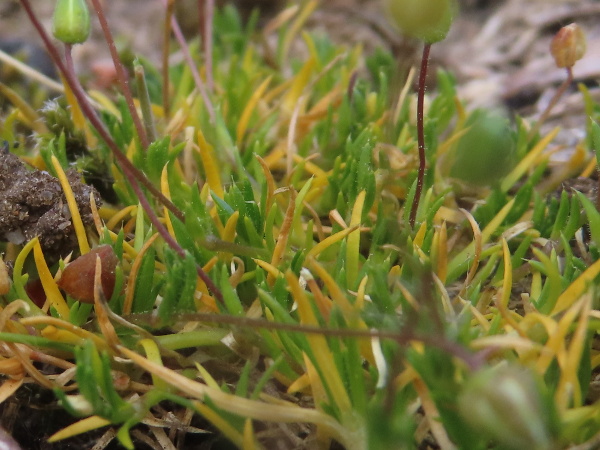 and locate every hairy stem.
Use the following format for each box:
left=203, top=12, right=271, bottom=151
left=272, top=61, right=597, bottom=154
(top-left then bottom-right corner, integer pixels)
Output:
left=126, top=163, right=223, bottom=303
left=88, top=0, right=149, bottom=150
left=19, top=0, right=184, bottom=223
left=19, top=0, right=222, bottom=302
left=409, top=43, right=431, bottom=229
left=160, top=0, right=215, bottom=123
left=128, top=311, right=485, bottom=371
